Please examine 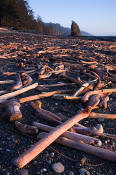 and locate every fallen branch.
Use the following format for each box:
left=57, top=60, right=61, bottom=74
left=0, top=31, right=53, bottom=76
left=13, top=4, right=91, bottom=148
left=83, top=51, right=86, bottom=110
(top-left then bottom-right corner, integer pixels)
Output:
left=13, top=104, right=95, bottom=168
left=33, top=121, right=100, bottom=144
left=73, top=124, right=103, bottom=136
left=38, top=82, right=76, bottom=88
left=38, top=132, right=116, bottom=163
left=21, top=72, right=32, bottom=86
left=11, top=74, right=22, bottom=91
left=0, top=83, right=38, bottom=103
left=59, top=72, right=82, bottom=86
left=83, top=88, right=116, bottom=103
left=2, top=99, right=22, bottom=122
left=31, top=102, right=62, bottom=125
left=19, top=89, right=72, bottom=103
left=89, top=112, right=116, bottom=119
left=15, top=121, right=38, bottom=134
left=0, top=80, right=14, bottom=84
